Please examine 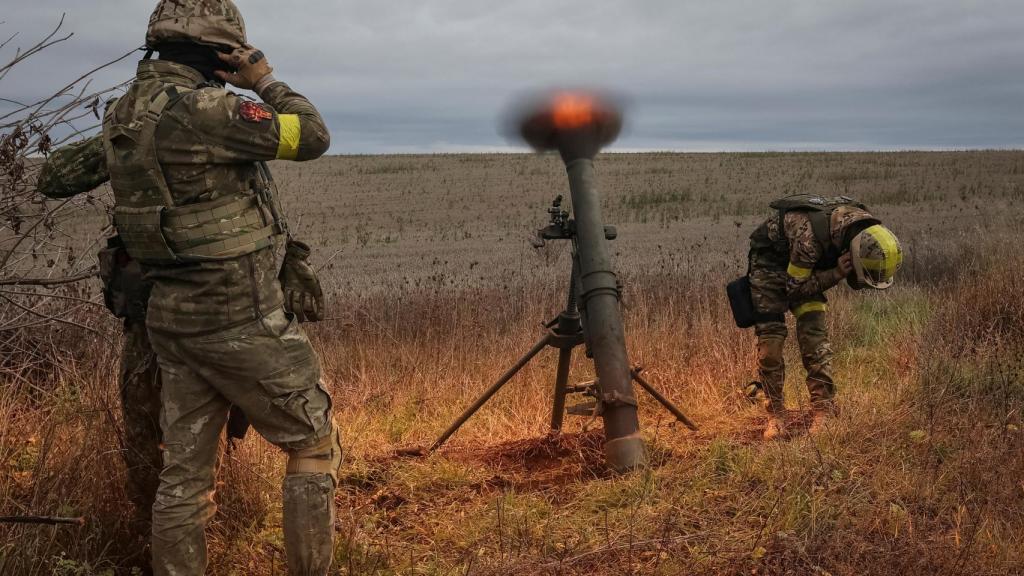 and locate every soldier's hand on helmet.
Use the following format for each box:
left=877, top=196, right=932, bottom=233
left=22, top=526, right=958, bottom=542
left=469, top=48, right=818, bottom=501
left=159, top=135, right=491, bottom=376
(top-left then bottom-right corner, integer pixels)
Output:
left=278, top=239, right=324, bottom=323
left=215, top=45, right=273, bottom=91
left=837, top=252, right=854, bottom=277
